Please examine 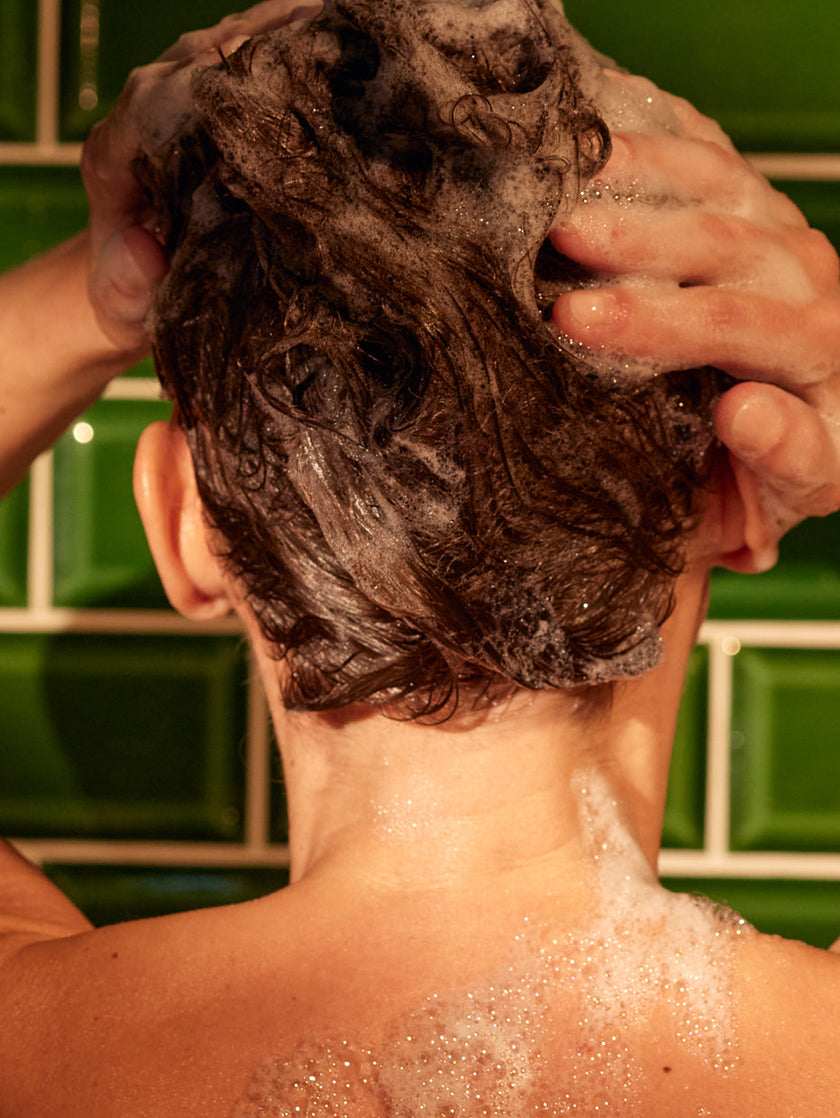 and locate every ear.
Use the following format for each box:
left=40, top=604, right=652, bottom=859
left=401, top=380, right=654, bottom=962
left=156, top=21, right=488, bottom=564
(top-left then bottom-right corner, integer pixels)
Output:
left=699, top=453, right=779, bottom=575
left=133, top=421, right=233, bottom=620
